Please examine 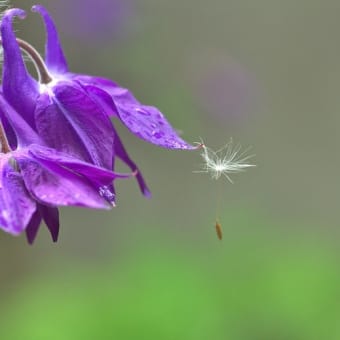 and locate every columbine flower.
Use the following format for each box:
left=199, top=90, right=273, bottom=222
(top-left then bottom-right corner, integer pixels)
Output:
left=0, top=93, right=131, bottom=243
left=196, top=139, right=255, bottom=183
left=0, top=5, right=195, bottom=199
left=1, top=8, right=118, bottom=203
